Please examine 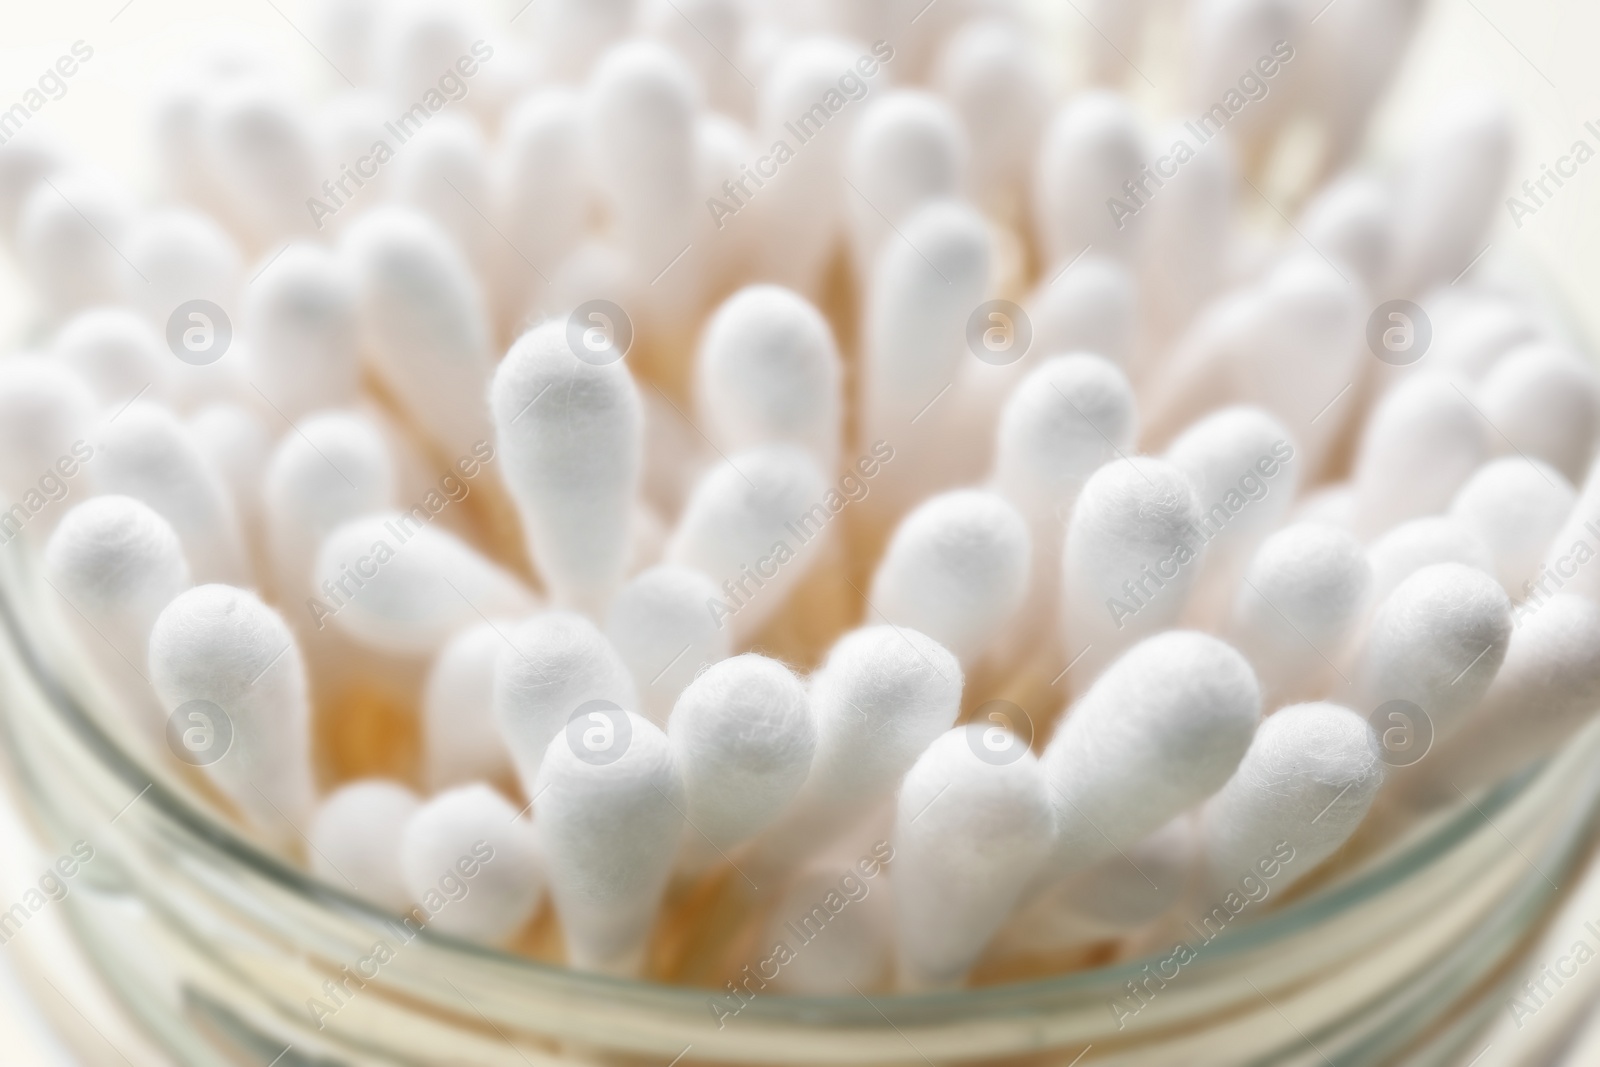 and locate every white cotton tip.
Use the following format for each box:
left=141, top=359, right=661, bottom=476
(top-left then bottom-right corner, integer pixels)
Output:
left=44, top=495, right=190, bottom=642
left=1229, top=524, right=1370, bottom=707
left=1060, top=458, right=1205, bottom=684
left=668, top=654, right=815, bottom=867
left=1033, top=90, right=1146, bottom=267
left=933, top=18, right=1051, bottom=215
left=44, top=496, right=191, bottom=737
left=312, top=512, right=533, bottom=657
left=491, top=610, right=639, bottom=797
left=492, top=89, right=588, bottom=331
left=605, top=564, right=731, bottom=726
left=0, top=359, right=97, bottom=529
left=1545, top=459, right=1600, bottom=603
left=697, top=107, right=757, bottom=285
left=1449, top=459, right=1576, bottom=597
left=52, top=308, right=172, bottom=409
left=535, top=0, right=636, bottom=81
left=871, top=490, right=1031, bottom=666
left=1186, top=0, right=1300, bottom=148
left=309, top=779, right=421, bottom=912
left=399, top=783, right=544, bottom=944
left=1350, top=374, right=1488, bottom=539
left=124, top=208, right=242, bottom=336
left=342, top=206, right=495, bottom=457
left=748, top=36, right=869, bottom=291
left=151, top=72, right=224, bottom=212
left=1014, top=816, right=1197, bottom=950
left=1478, top=344, right=1600, bottom=486
left=695, top=285, right=843, bottom=472
left=16, top=172, right=132, bottom=319
left=642, top=0, right=750, bottom=118
left=1365, top=516, right=1495, bottom=612
left=982, top=355, right=1132, bottom=679
left=147, top=584, right=314, bottom=837
left=862, top=198, right=991, bottom=444
left=761, top=860, right=894, bottom=994
left=1042, top=631, right=1261, bottom=872
left=1350, top=562, right=1511, bottom=742
left=96, top=402, right=248, bottom=585
left=994, top=354, right=1138, bottom=529
left=186, top=402, right=271, bottom=552
left=1389, top=89, right=1512, bottom=294
left=535, top=710, right=684, bottom=975
left=375, top=3, right=498, bottom=116
left=893, top=728, right=1054, bottom=990
left=586, top=41, right=699, bottom=287
left=1137, top=121, right=1236, bottom=357
left=0, top=125, right=68, bottom=245
left=243, top=243, right=361, bottom=420
left=1026, top=255, right=1138, bottom=370
left=393, top=113, right=496, bottom=281
left=1416, top=595, right=1600, bottom=797
left=314, top=90, right=392, bottom=222
left=1164, top=405, right=1300, bottom=613
left=1426, top=295, right=1538, bottom=384
left=1199, top=702, right=1383, bottom=898
left=1149, top=255, right=1364, bottom=469
left=845, top=90, right=967, bottom=272
left=752, top=625, right=963, bottom=872
left=1300, top=0, right=1422, bottom=167
left=263, top=410, right=396, bottom=596
left=665, top=443, right=830, bottom=640
left=204, top=84, right=320, bottom=243
left=490, top=321, right=642, bottom=617
left=422, top=622, right=516, bottom=791
left=1299, top=172, right=1393, bottom=294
